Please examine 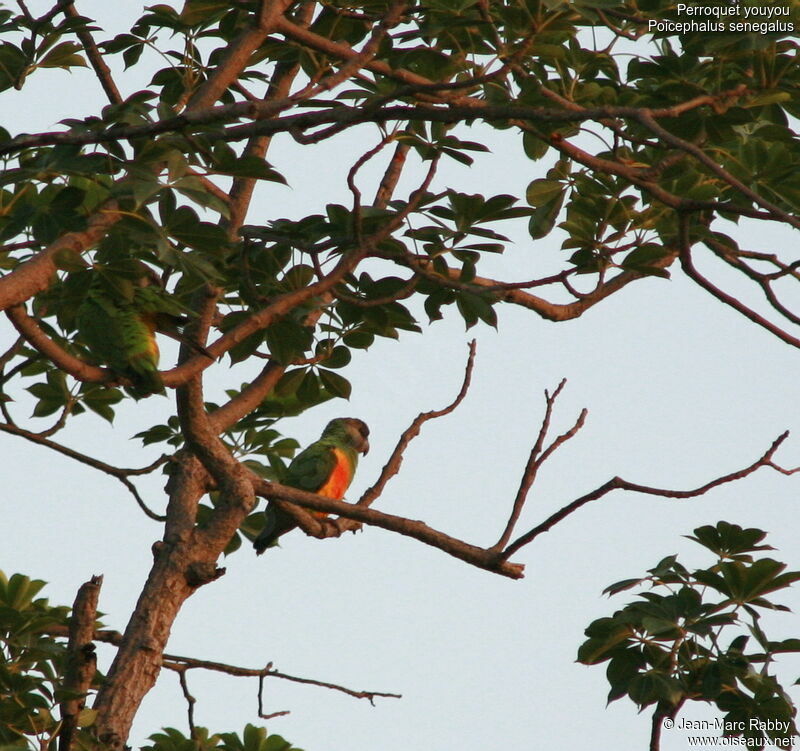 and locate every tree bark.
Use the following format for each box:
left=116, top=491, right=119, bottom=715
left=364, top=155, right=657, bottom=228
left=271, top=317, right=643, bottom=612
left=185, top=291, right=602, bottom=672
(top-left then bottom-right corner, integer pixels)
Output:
left=92, top=459, right=220, bottom=747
